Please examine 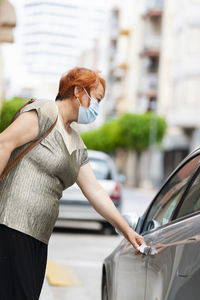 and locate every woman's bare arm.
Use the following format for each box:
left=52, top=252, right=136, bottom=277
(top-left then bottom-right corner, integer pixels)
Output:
left=76, top=162, right=146, bottom=251
left=0, top=111, right=39, bottom=176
